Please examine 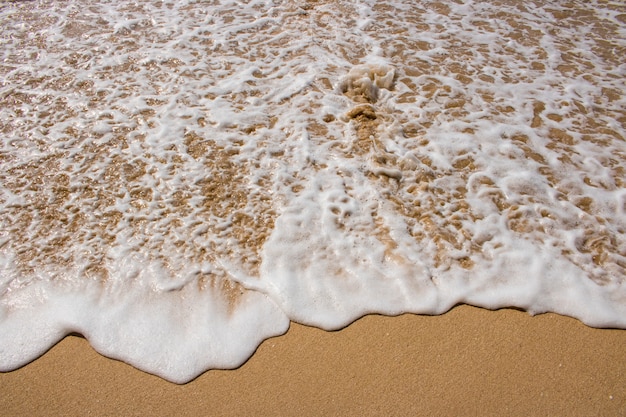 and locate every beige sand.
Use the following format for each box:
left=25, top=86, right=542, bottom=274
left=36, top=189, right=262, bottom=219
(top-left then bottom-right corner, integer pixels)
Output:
left=1, top=305, right=624, bottom=416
